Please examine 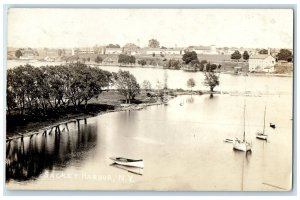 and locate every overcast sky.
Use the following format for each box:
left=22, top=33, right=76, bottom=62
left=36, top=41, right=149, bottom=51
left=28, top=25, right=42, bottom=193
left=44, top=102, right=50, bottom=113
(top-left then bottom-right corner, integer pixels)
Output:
left=7, top=8, right=293, bottom=49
